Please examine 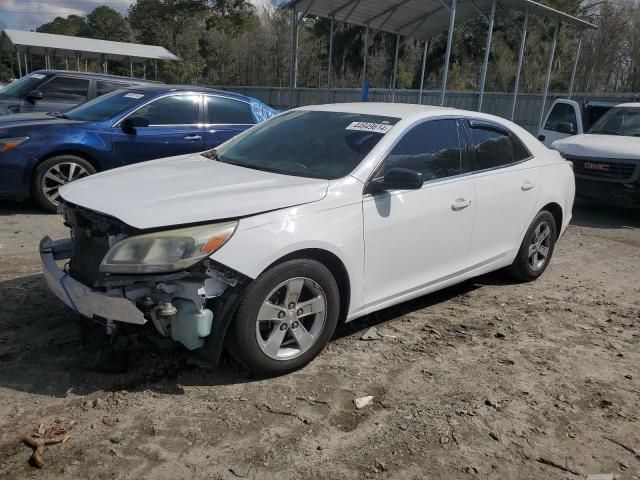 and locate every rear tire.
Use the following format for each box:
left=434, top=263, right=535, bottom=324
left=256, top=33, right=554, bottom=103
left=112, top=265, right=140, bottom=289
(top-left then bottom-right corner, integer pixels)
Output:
left=508, top=210, right=557, bottom=282
left=33, top=155, right=95, bottom=212
left=228, top=259, right=340, bottom=377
